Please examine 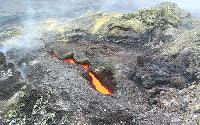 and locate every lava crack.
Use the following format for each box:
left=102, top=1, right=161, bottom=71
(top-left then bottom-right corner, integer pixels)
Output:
left=48, top=51, right=113, bottom=95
